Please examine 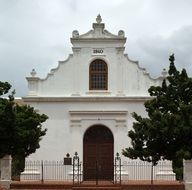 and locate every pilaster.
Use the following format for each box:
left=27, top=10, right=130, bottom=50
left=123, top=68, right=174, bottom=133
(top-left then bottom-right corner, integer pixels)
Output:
left=116, top=47, right=125, bottom=96
left=71, top=47, right=81, bottom=96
